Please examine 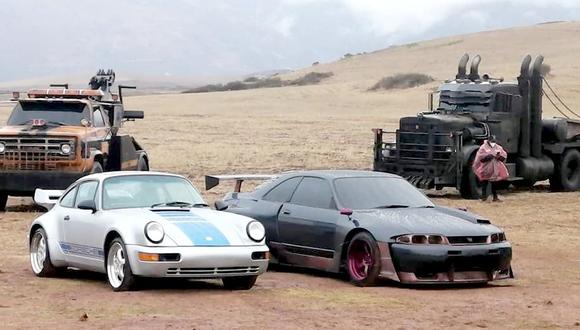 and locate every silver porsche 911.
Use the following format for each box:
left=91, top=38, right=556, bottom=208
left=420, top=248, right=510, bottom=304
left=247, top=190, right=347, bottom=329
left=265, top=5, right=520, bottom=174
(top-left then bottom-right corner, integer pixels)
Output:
left=29, top=171, right=269, bottom=291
